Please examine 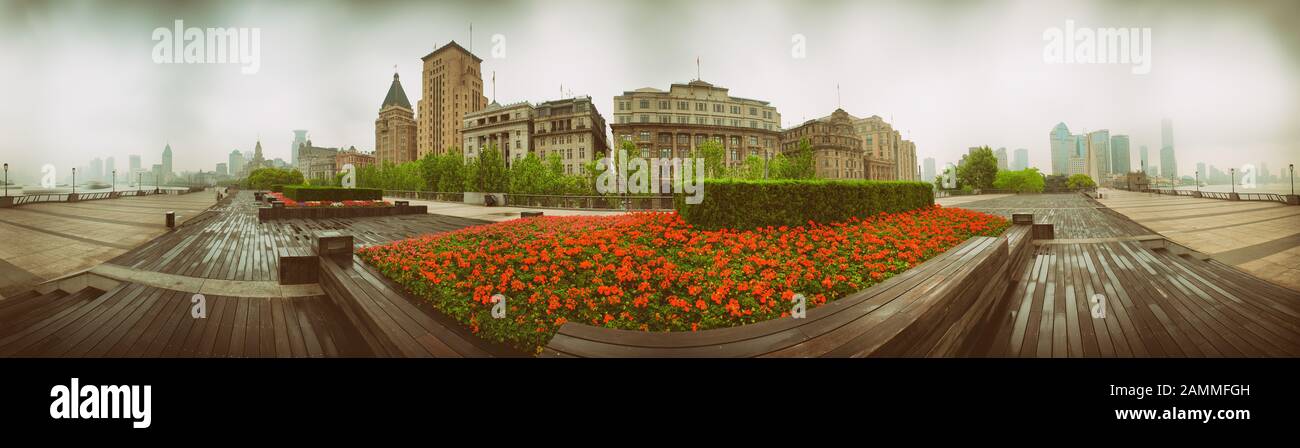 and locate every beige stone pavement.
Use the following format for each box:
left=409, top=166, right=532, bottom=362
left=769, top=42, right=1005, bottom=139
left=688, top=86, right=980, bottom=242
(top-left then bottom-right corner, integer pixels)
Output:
left=384, top=196, right=627, bottom=222
left=934, top=193, right=1014, bottom=208
left=0, top=190, right=219, bottom=286
left=1095, top=188, right=1300, bottom=292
